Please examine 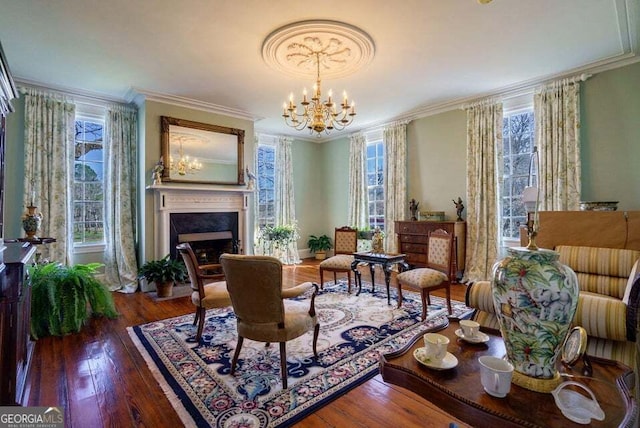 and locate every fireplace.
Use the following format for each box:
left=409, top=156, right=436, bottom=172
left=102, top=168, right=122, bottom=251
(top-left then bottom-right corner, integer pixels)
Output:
left=169, top=212, right=239, bottom=262
left=149, top=184, right=252, bottom=260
